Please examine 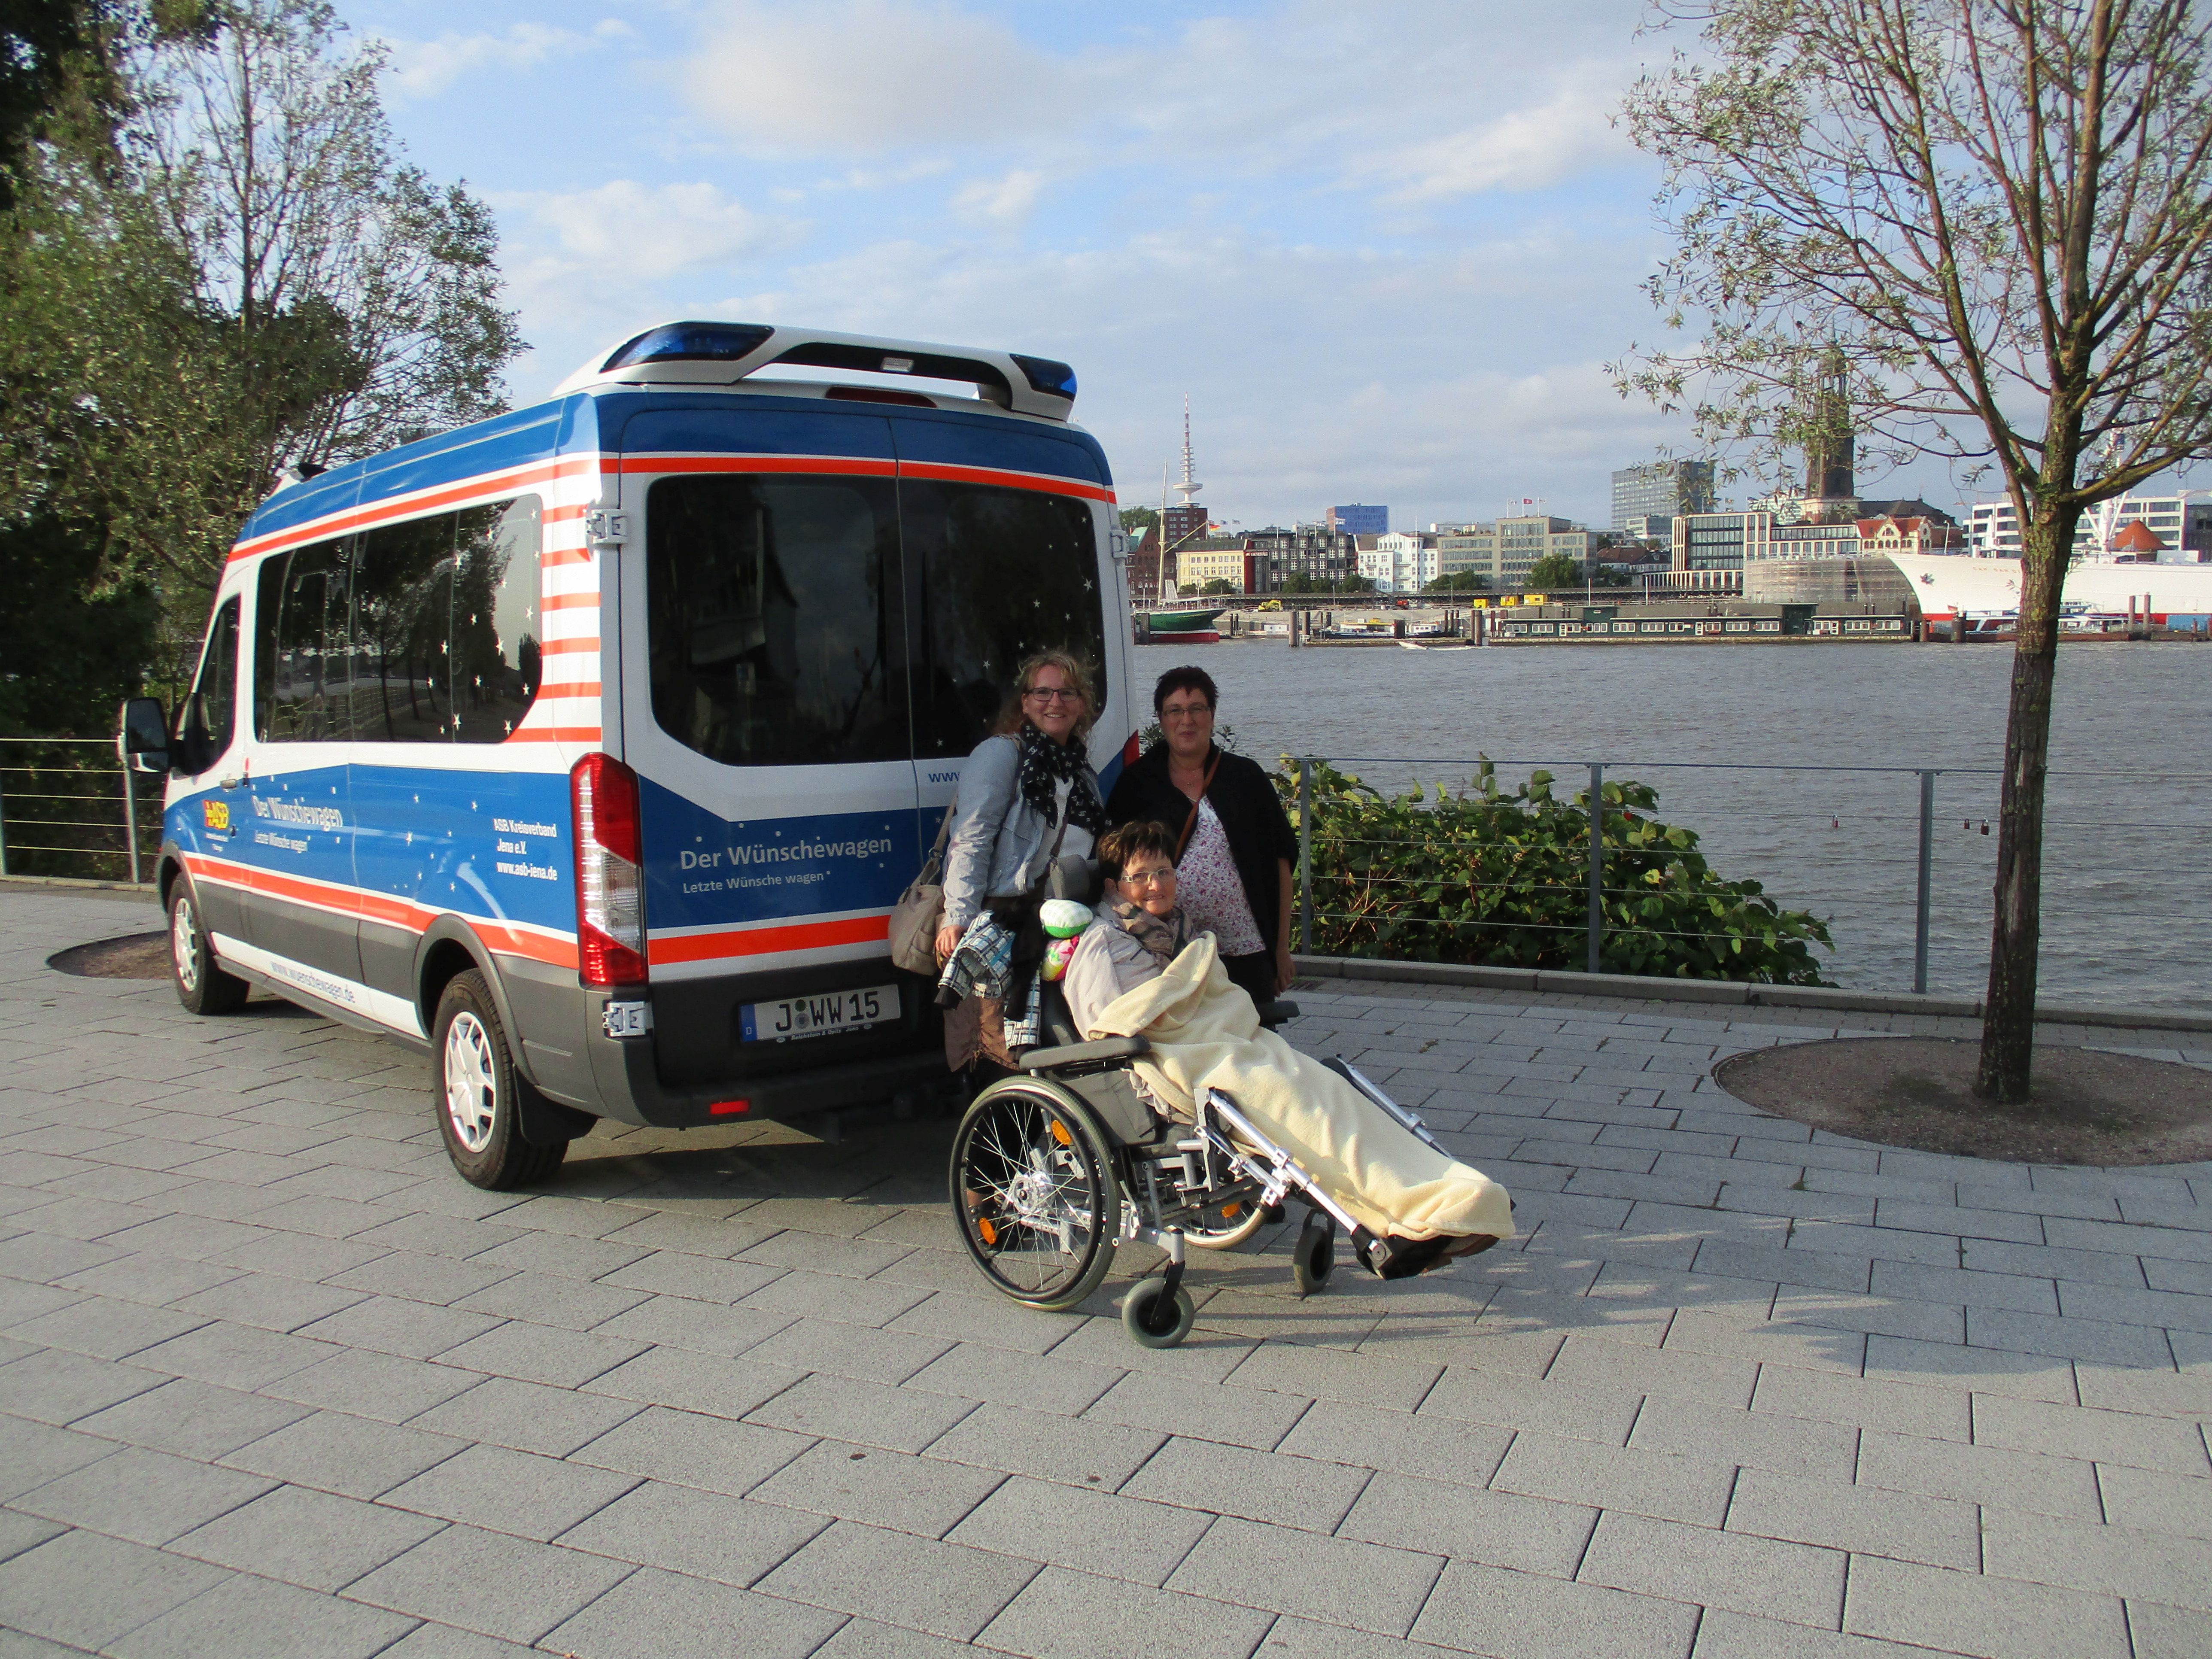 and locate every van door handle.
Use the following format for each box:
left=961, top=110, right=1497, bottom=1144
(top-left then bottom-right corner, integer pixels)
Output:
left=218, top=775, right=242, bottom=790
